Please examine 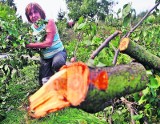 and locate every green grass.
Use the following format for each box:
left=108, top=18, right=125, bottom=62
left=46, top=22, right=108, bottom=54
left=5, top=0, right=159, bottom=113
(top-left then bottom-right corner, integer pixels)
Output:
left=1, top=108, right=107, bottom=124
